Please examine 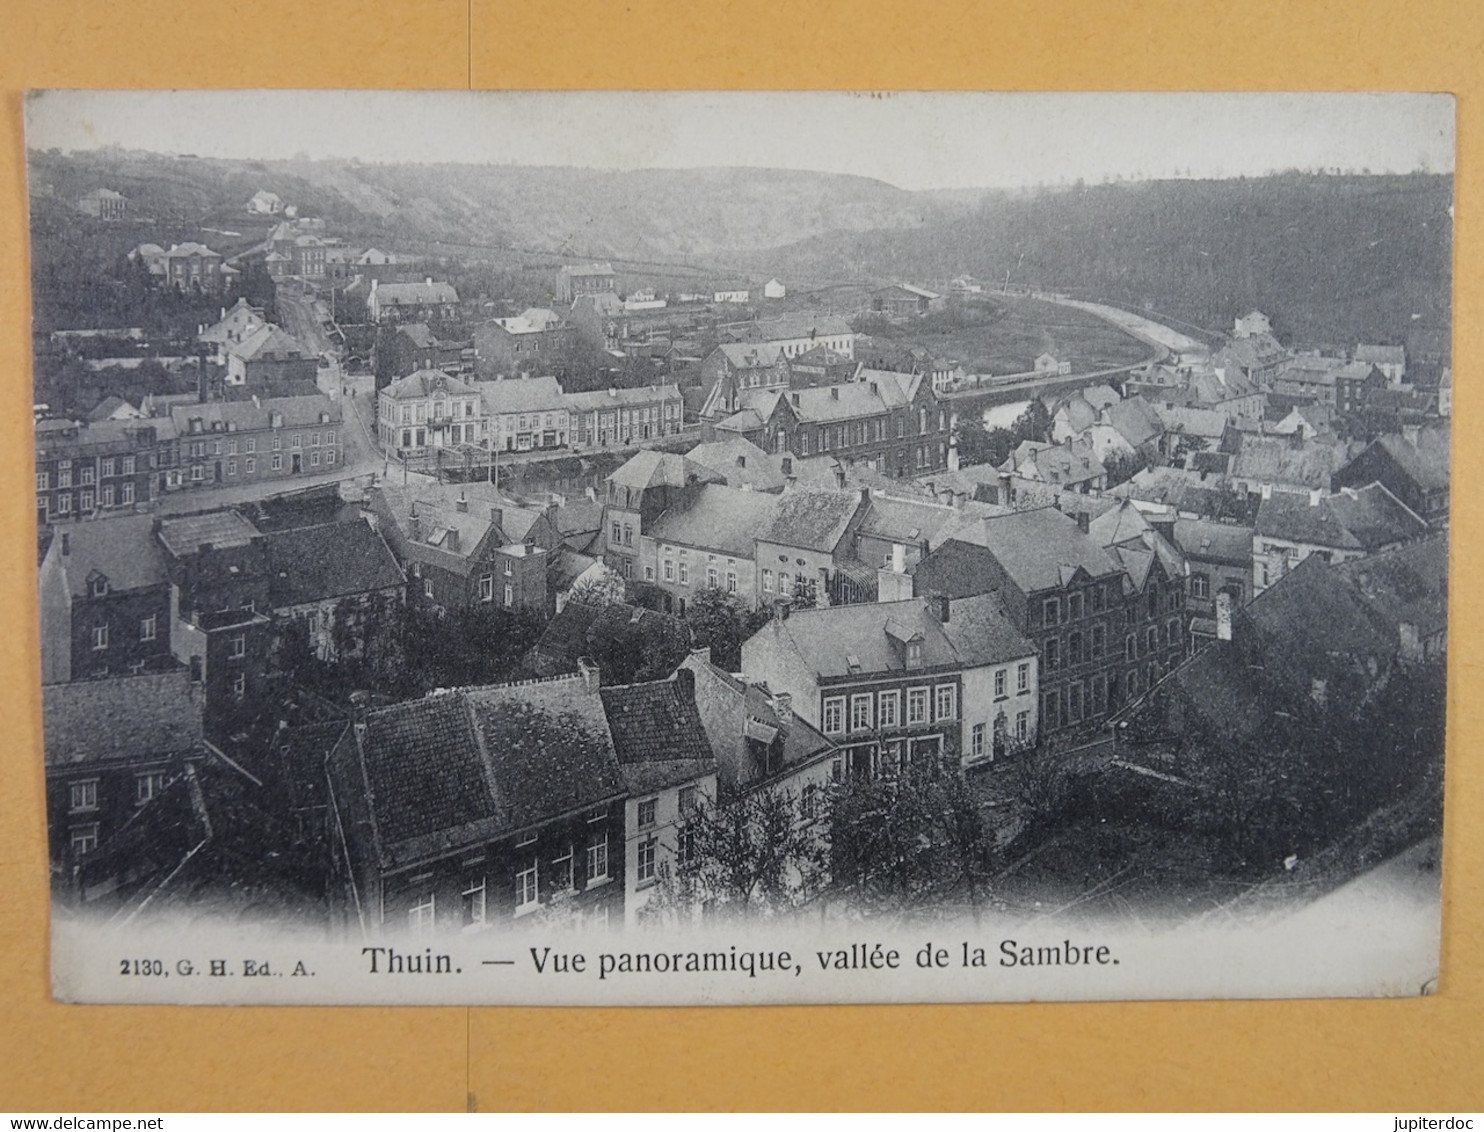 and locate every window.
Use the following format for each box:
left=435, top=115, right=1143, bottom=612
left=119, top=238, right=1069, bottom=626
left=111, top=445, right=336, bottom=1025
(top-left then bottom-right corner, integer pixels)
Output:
left=663, top=557, right=675, bottom=583
left=623, top=525, right=633, bottom=547
left=1126, top=635, right=1137, bottom=661
left=272, top=453, right=283, bottom=471
left=761, top=569, right=773, bottom=592
left=70, top=824, right=99, bottom=858
left=726, top=570, right=738, bottom=594
left=232, top=672, right=246, bottom=700
left=69, top=779, right=98, bottom=813
left=551, top=846, right=575, bottom=892
left=139, top=615, right=156, bottom=642
left=778, top=572, right=791, bottom=596
left=310, top=451, right=321, bottom=467
left=587, top=834, right=609, bottom=882
left=104, top=457, right=118, bottom=476
left=1018, top=662, right=1030, bottom=693
left=878, top=689, right=899, bottom=728
left=1168, top=619, right=1181, bottom=646
left=1043, top=597, right=1059, bottom=626
left=80, top=490, right=94, bottom=511
left=227, top=459, right=237, bottom=477
left=460, top=877, right=485, bottom=926
left=326, top=430, right=336, bottom=446
left=801, top=783, right=818, bottom=821
left=423, top=578, right=435, bottom=600
left=56, top=495, right=71, bottom=516
left=91, top=624, right=108, bottom=651
left=120, top=456, right=135, bottom=475
left=1091, top=585, right=1105, bottom=613
left=638, top=797, right=658, bottom=829
left=480, top=574, right=494, bottom=603
left=1092, top=624, right=1105, bottom=658
left=504, top=584, right=513, bottom=606
left=612, top=521, right=622, bottom=544
left=994, top=669, right=1006, bottom=698
left=1043, top=690, right=1061, bottom=730
left=292, top=433, right=302, bottom=449
left=101, top=485, right=115, bottom=506
left=678, top=559, right=689, bottom=585
left=1069, top=593, right=1083, bottom=620
left=906, top=687, right=929, bottom=725
left=1190, top=573, right=1211, bottom=600
left=1146, top=627, right=1158, bottom=654
left=135, top=771, right=167, bottom=805
left=1043, top=637, right=1058, bottom=671
left=245, top=457, right=256, bottom=474
left=408, top=894, right=436, bottom=933
left=1069, top=632, right=1084, bottom=665
left=1015, top=711, right=1029, bottom=741
left=706, top=563, right=719, bottom=589
left=91, top=576, right=109, bottom=598
left=515, top=858, right=539, bottom=910
left=935, top=684, right=957, bottom=721
left=245, top=439, right=256, bottom=454
left=971, top=723, right=986, bottom=759
left=637, top=838, right=658, bottom=884
left=850, top=693, right=873, bottom=732
left=1068, top=682, right=1083, bottom=722
left=822, top=697, right=845, bottom=735
left=36, top=472, right=49, bottom=491
left=228, top=634, right=246, bottom=659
